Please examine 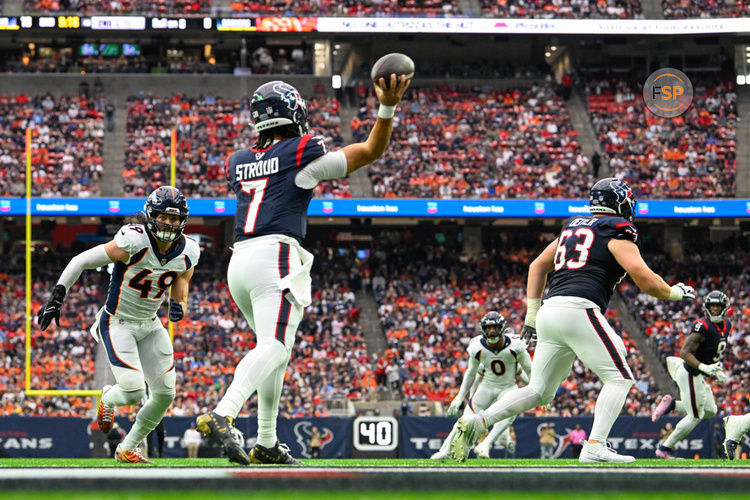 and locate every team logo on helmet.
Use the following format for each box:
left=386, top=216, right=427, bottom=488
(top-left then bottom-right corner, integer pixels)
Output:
left=589, top=178, right=636, bottom=222
left=702, top=290, right=729, bottom=323
left=251, top=80, right=309, bottom=135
